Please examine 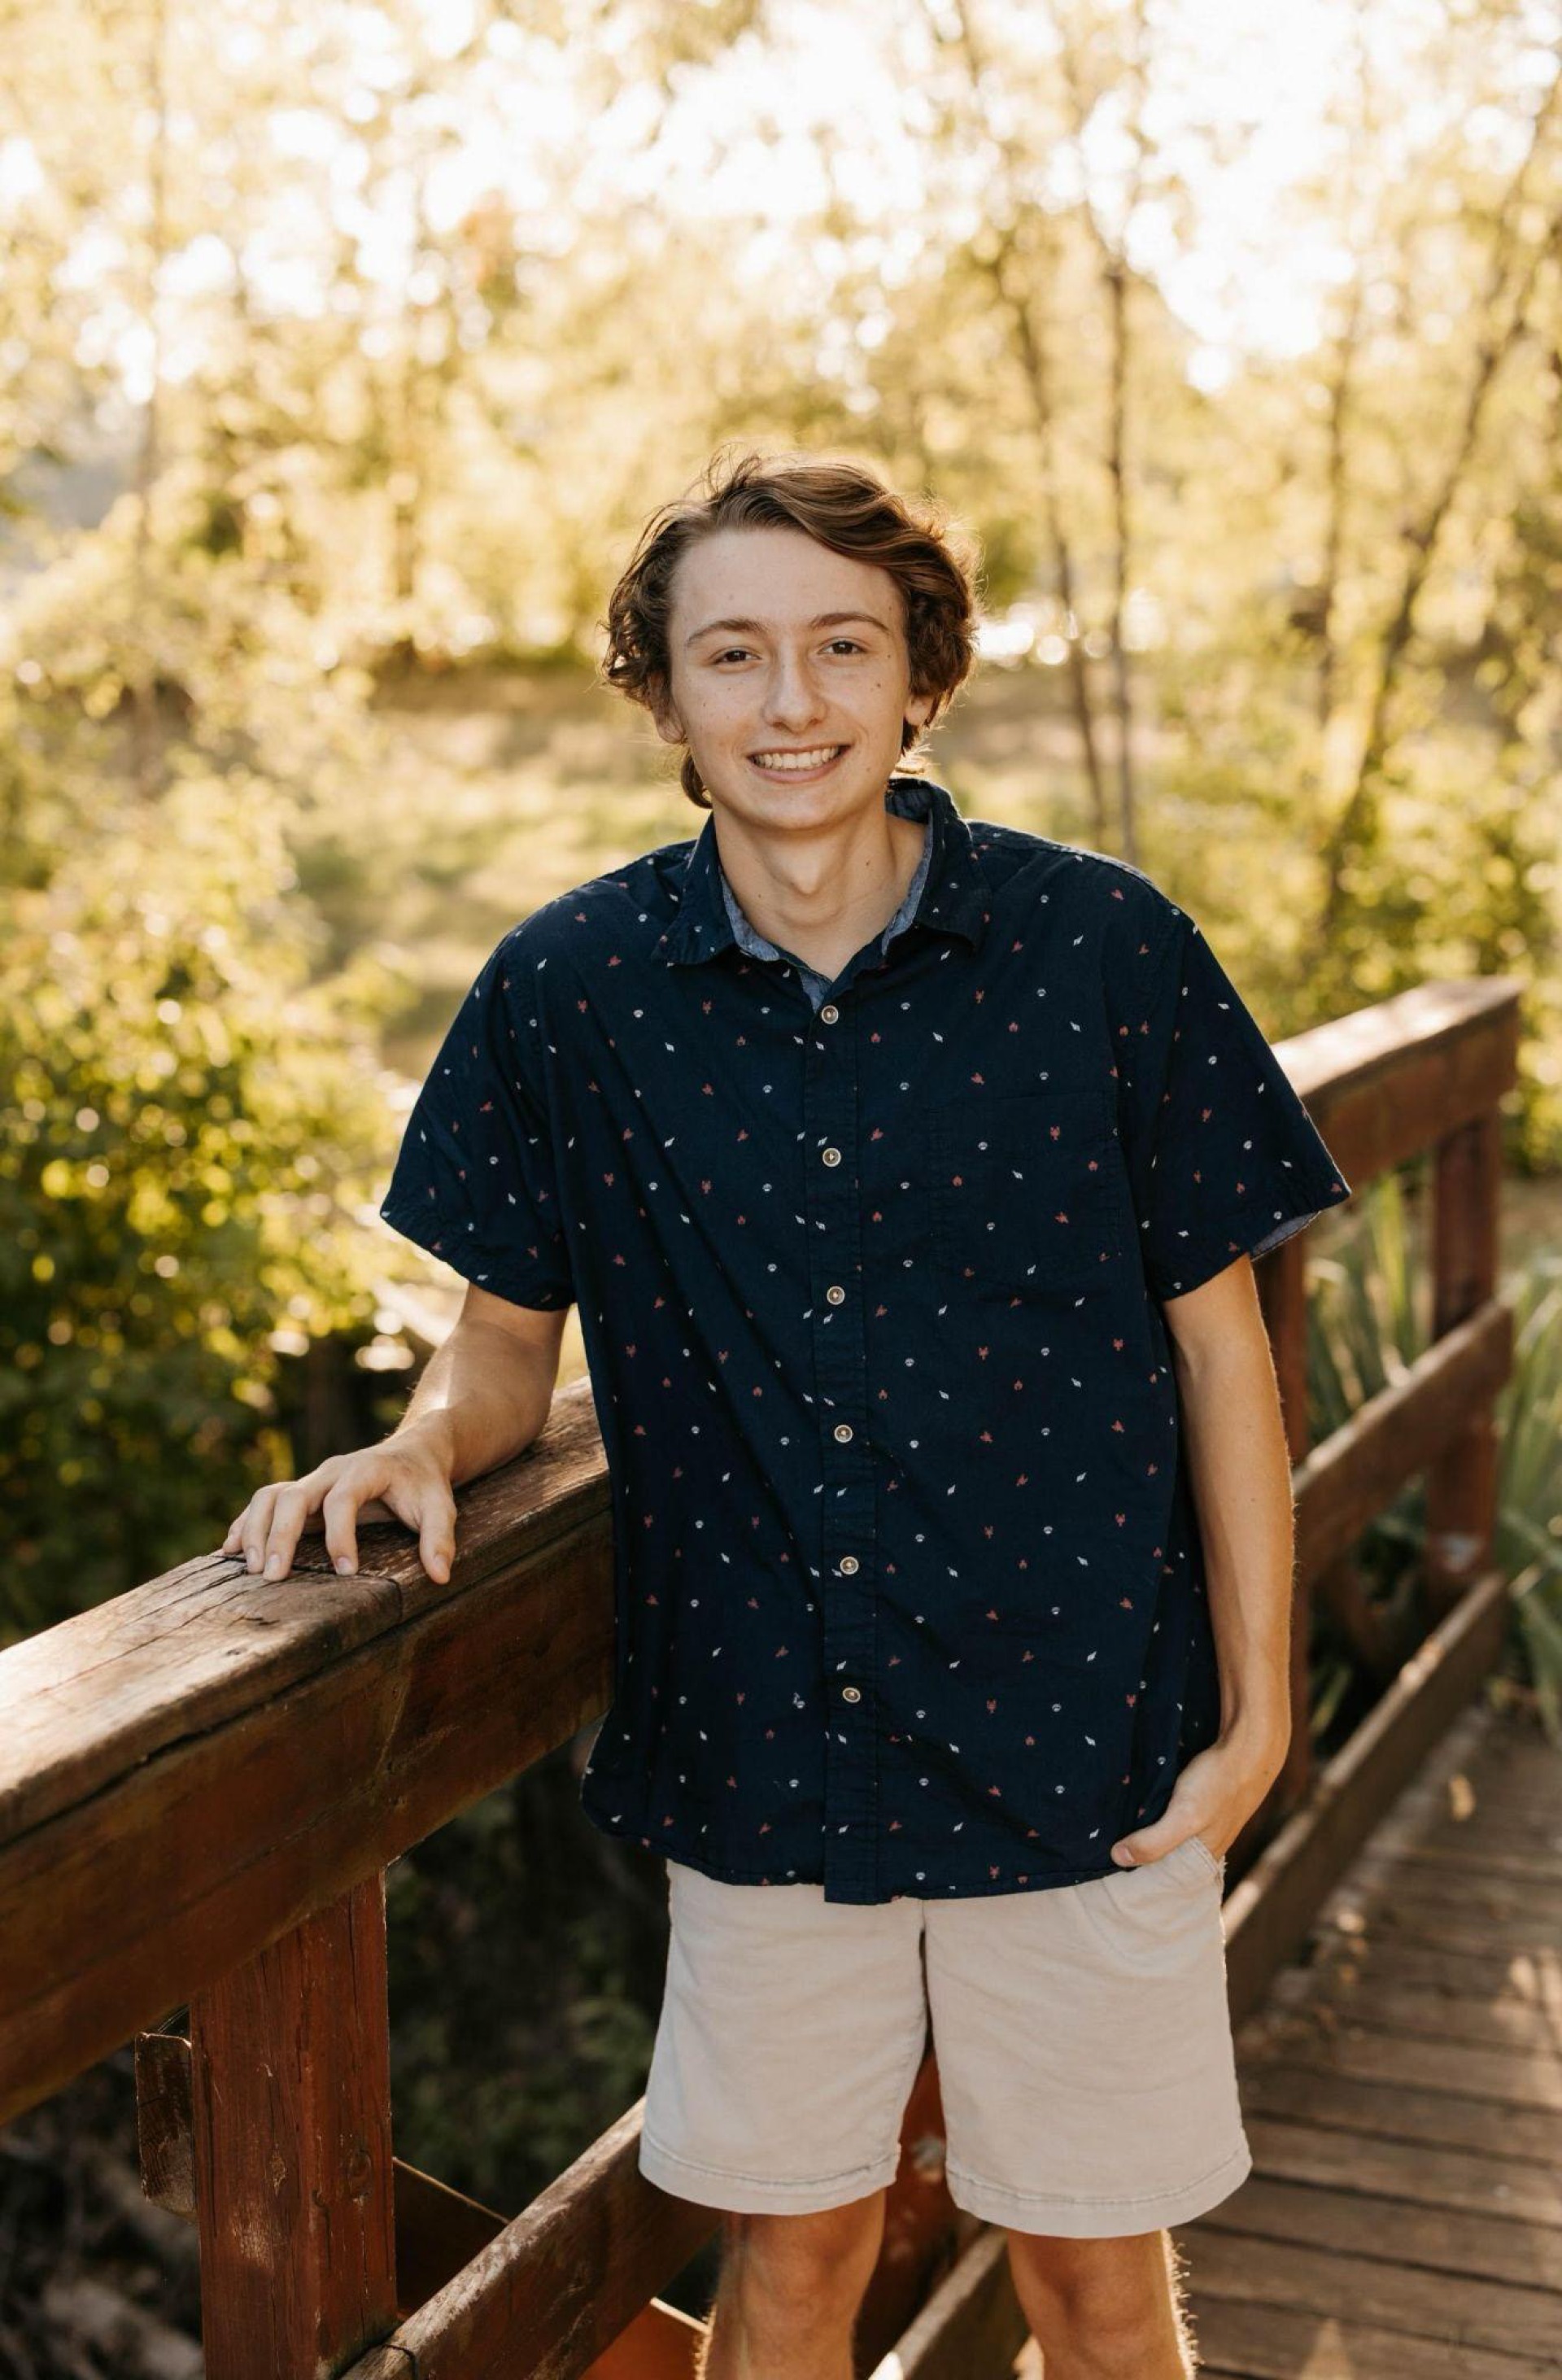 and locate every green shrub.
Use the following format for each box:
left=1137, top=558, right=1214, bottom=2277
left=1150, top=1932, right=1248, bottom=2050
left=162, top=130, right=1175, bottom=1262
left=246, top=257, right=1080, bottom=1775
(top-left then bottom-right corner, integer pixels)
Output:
left=0, top=766, right=397, bottom=1635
